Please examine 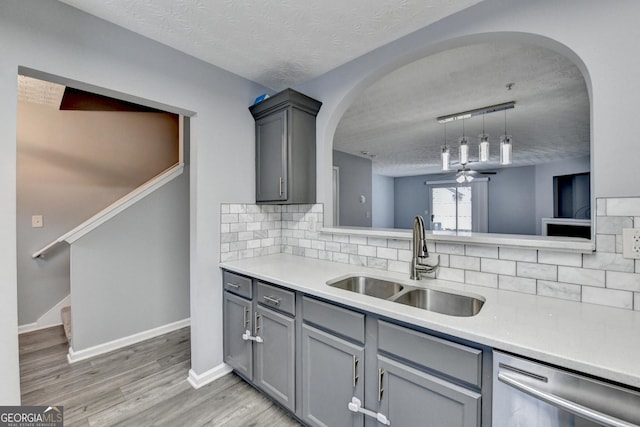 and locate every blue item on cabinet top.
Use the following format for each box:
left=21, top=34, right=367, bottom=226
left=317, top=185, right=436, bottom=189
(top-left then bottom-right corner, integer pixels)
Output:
left=253, top=93, right=270, bottom=105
